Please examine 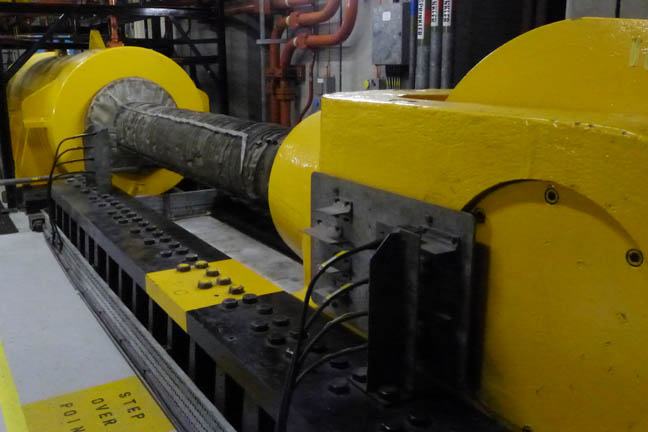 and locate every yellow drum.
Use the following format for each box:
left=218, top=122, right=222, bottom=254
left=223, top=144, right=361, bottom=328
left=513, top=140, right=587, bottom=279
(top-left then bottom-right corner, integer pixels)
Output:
left=7, top=43, right=208, bottom=195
